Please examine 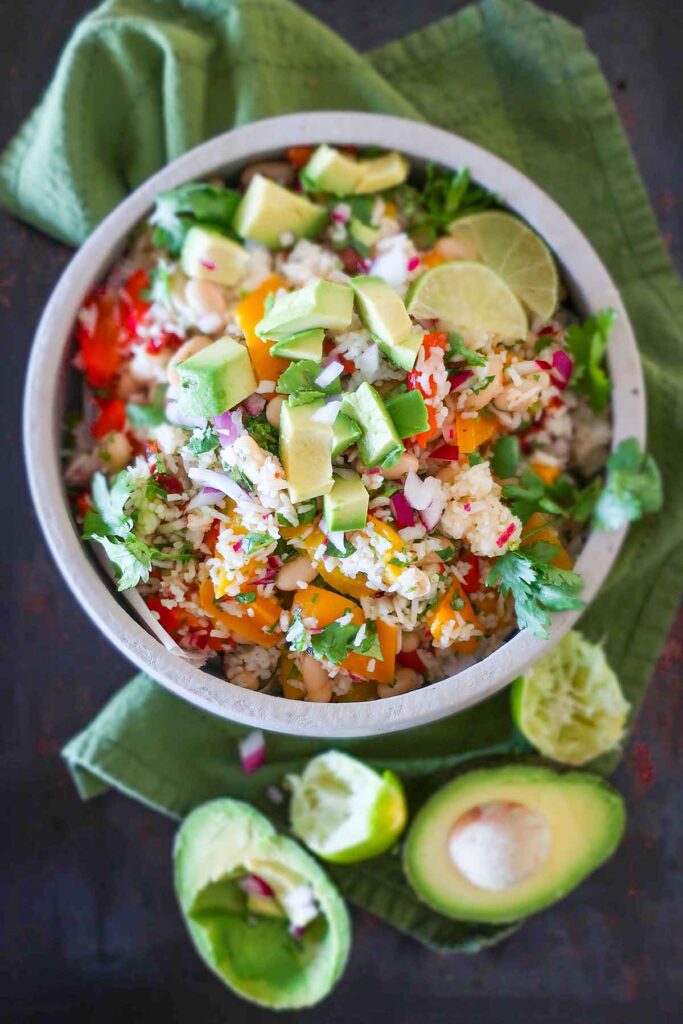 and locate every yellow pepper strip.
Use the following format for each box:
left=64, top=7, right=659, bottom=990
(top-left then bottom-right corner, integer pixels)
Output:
left=530, top=459, right=561, bottom=487
left=522, top=512, right=573, bottom=570
left=235, top=274, right=290, bottom=385
left=282, top=520, right=372, bottom=598
left=279, top=650, right=305, bottom=700
left=384, top=200, right=397, bottom=219
left=199, top=579, right=281, bottom=648
left=292, top=585, right=397, bottom=683
left=455, top=413, right=498, bottom=454
left=427, top=578, right=482, bottom=654
left=367, top=515, right=405, bottom=583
